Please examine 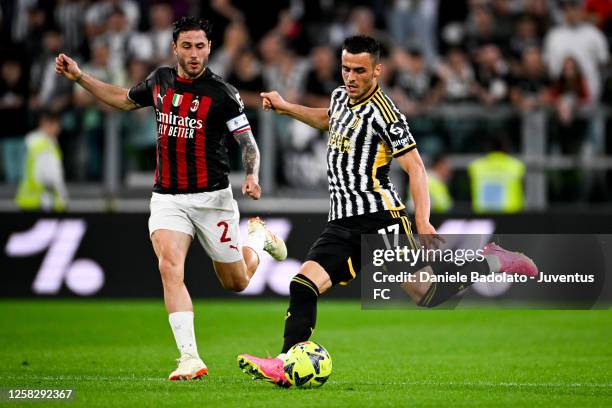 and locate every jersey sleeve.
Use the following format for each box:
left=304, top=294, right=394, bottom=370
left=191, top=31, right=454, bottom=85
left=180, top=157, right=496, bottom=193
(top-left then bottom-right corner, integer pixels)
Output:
left=222, top=85, right=252, bottom=136
left=377, top=94, right=417, bottom=157
left=127, top=68, right=158, bottom=108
